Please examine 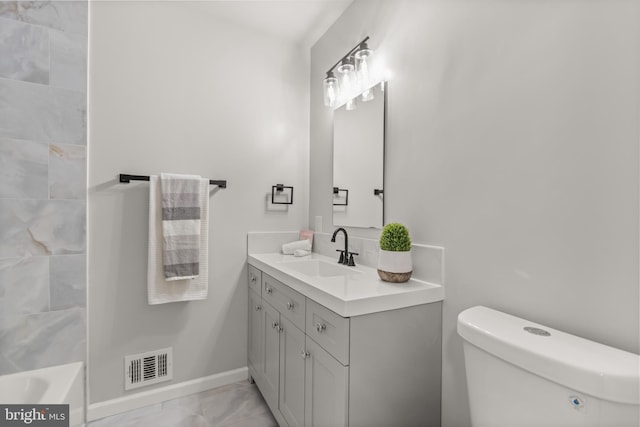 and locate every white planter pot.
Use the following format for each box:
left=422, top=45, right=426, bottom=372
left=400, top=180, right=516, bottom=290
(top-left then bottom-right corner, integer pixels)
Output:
left=377, top=249, right=412, bottom=283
